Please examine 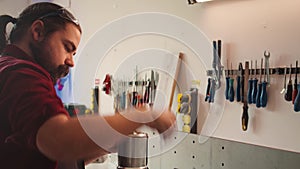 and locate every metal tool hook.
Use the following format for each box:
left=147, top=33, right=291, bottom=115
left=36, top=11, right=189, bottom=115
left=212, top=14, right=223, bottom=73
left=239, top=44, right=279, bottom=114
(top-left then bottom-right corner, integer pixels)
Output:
left=264, top=51, right=270, bottom=57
